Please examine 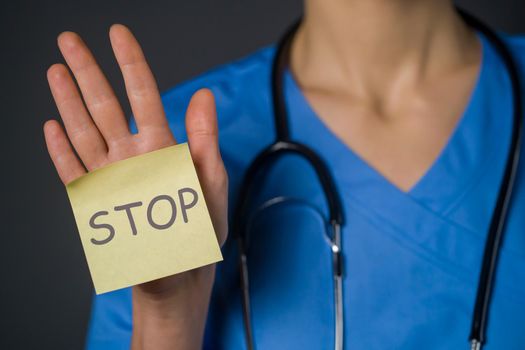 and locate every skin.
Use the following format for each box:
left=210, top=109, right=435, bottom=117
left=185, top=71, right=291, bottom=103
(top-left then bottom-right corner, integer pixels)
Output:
left=43, top=0, right=481, bottom=348
left=292, top=0, right=481, bottom=191
left=44, top=26, right=227, bottom=349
